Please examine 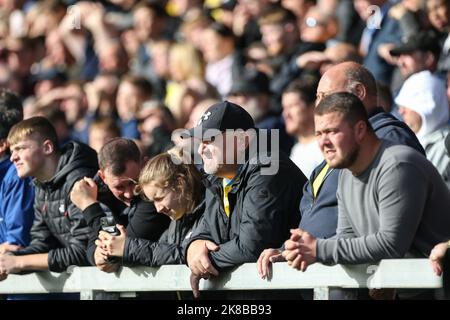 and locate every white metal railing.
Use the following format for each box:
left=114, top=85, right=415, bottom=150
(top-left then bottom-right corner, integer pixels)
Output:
left=0, top=259, right=442, bottom=299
